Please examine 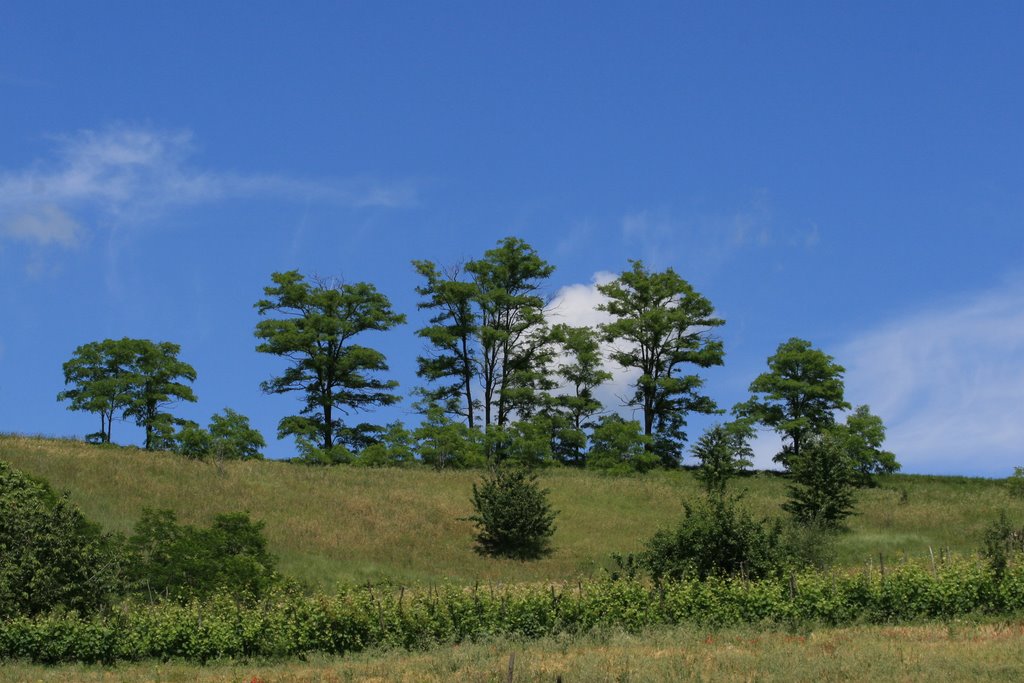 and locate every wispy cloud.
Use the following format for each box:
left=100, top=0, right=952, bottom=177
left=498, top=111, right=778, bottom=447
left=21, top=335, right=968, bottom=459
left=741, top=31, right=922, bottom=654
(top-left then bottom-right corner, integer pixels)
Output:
left=621, top=193, right=773, bottom=273
left=3, top=204, right=81, bottom=247
left=0, top=125, right=416, bottom=247
left=840, top=278, right=1024, bottom=476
